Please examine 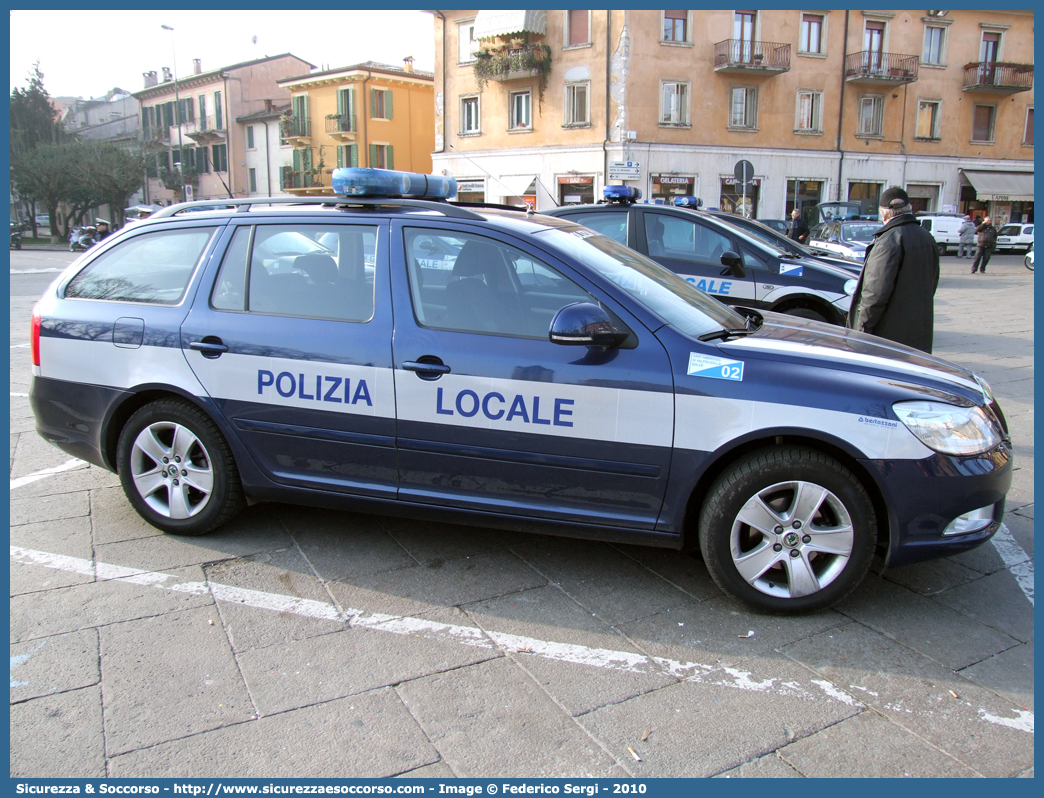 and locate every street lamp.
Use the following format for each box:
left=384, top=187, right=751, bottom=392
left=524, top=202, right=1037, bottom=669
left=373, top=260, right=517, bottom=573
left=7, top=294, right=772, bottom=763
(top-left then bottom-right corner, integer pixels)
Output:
left=161, top=24, right=186, bottom=203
